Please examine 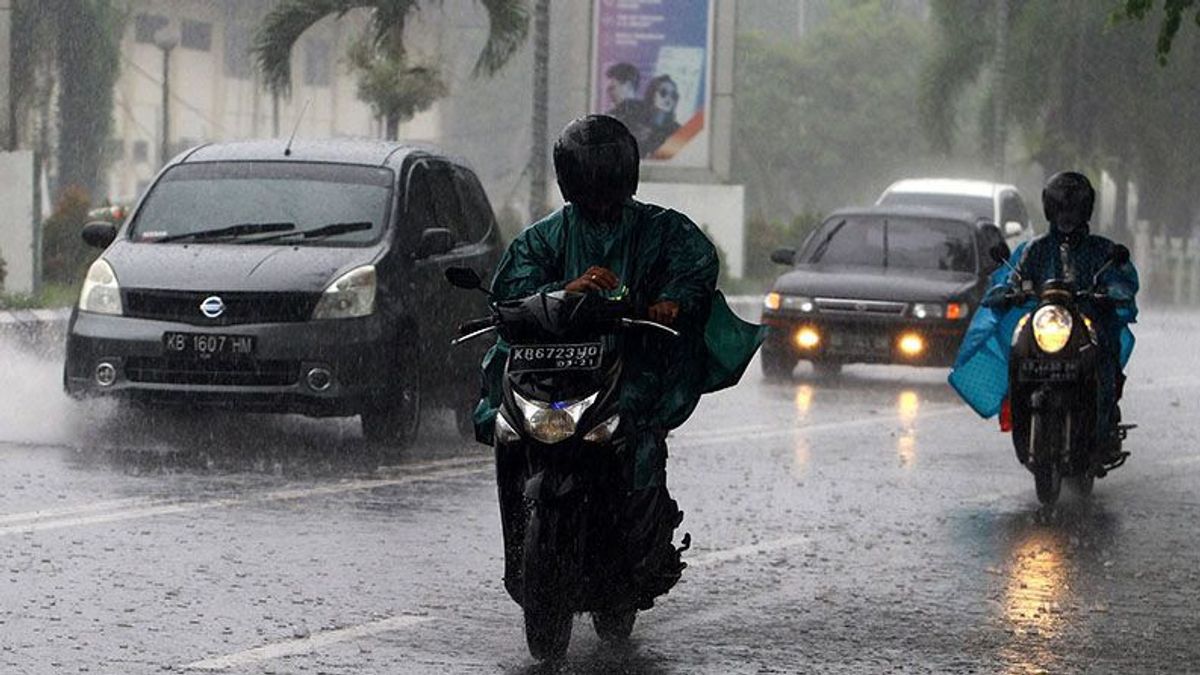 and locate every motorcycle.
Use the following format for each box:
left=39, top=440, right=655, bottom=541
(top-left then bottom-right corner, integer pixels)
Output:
left=445, top=267, right=687, bottom=661
left=991, top=244, right=1134, bottom=505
